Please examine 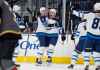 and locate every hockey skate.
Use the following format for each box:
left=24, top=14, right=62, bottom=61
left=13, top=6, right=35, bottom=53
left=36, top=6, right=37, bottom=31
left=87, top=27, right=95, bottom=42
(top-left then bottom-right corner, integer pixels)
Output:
left=67, top=64, right=74, bottom=69
left=36, top=58, right=42, bottom=66
left=84, top=65, right=89, bottom=70
left=46, top=56, right=52, bottom=66
left=95, top=65, right=100, bottom=70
